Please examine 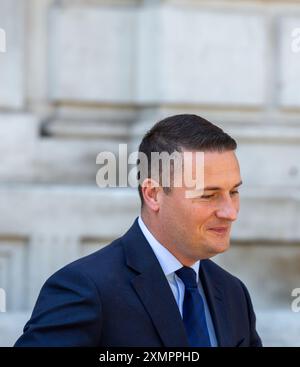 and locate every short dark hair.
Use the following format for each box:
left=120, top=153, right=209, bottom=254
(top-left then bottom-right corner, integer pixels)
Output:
left=138, top=114, right=237, bottom=206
